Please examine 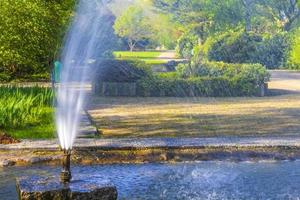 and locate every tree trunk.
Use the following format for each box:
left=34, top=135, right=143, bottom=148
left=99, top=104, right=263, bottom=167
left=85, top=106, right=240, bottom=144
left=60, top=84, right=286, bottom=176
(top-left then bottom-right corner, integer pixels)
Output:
left=128, top=39, right=136, bottom=52
left=242, top=0, right=252, bottom=32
